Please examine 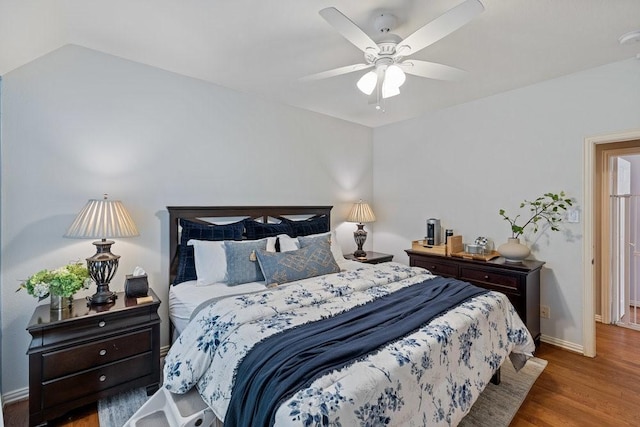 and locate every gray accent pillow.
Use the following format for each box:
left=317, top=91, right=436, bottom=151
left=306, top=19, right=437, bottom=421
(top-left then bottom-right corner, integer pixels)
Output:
left=224, top=239, right=267, bottom=285
left=255, top=239, right=340, bottom=286
left=298, top=233, right=332, bottom=248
